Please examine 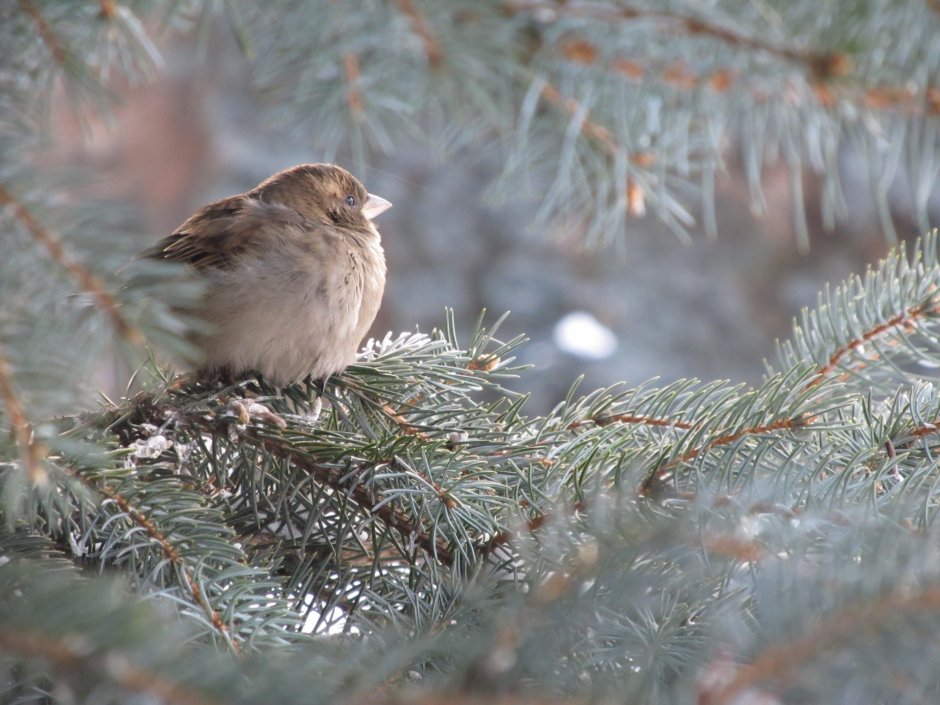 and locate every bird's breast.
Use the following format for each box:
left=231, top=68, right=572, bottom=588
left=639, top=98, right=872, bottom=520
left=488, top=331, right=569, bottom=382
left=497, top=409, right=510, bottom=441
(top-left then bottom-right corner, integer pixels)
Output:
left=197, top=225, right=386, bottom=384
